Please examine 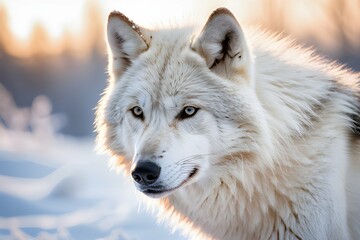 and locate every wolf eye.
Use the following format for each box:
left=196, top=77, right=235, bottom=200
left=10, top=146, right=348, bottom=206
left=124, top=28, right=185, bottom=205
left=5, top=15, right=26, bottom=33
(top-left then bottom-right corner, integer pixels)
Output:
left=177, top=106, right=199, bottom=120
left=131, top=106, right=144, bottom=119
